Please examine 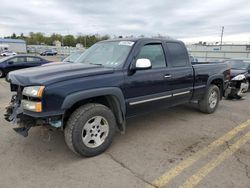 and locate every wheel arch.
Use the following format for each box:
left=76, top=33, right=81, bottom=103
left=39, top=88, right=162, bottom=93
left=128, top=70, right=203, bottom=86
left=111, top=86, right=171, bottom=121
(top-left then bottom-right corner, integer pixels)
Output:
left=62, top=87, right=126, bottom=133
left=207, top=75, right=224, bottom=99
